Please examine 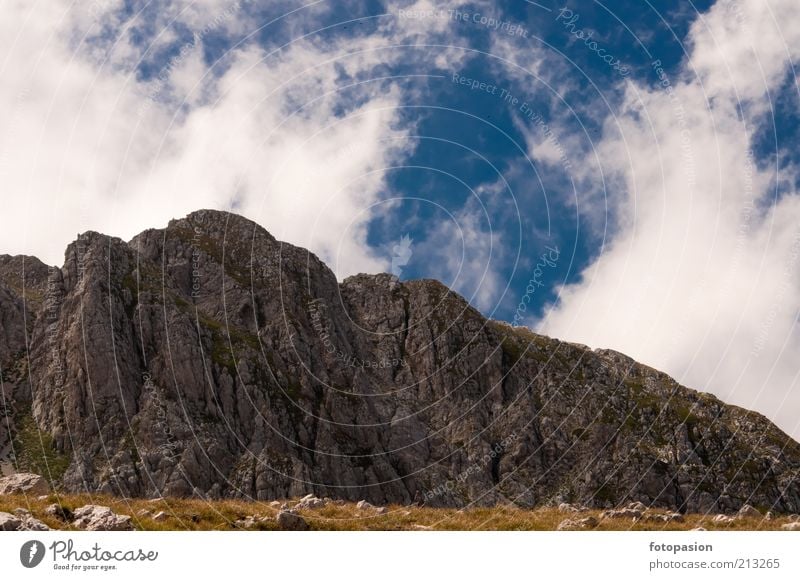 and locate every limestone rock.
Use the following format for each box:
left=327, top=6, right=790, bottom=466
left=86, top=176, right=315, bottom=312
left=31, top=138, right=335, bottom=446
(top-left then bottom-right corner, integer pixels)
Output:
left=276, top=510, right=309, bottom=531
left=558, top=503, right=584, bottom=513
left=0, top=511, right=49, bottom=531
left=0, top=210, right=799, bottom=513
left=151, top=511, right=168, bottom=522
left=781, top=522, right=800, bottom=531
left=44, top=503, right=73, bottom=521
left=0, top=512, right=21, bottom=530
left=0, top=473, right=50, bottom=496
left=72, top=505, right=133, bottom=531
left=641, top=512, right=684, bottom=523
left=557, top=516, right=598, bottom=530
left=296, top=495, right=327, bottom=510
left=601, top=506, right=643, bottom=520
left=737, top=504, right=761, bottom=519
